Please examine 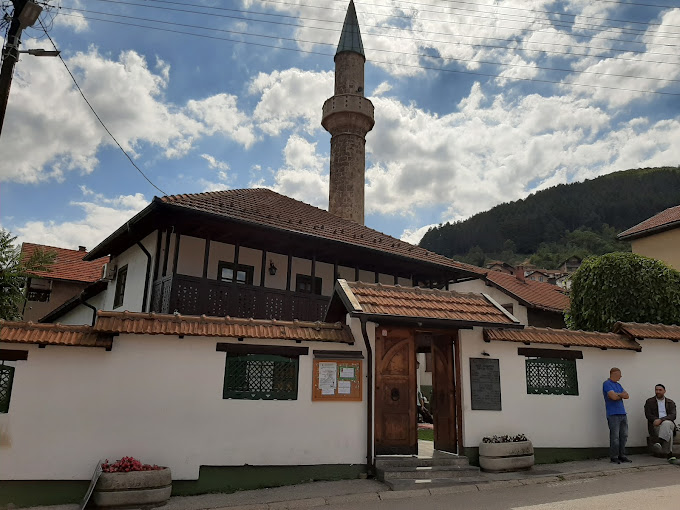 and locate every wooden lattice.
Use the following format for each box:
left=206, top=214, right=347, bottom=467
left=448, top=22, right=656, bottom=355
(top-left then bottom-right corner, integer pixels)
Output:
left=223, top=354, right=298, bottom=400
left=0, top=365, right=15, bottom=413
left=526, top=358, right=578, bottom=396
